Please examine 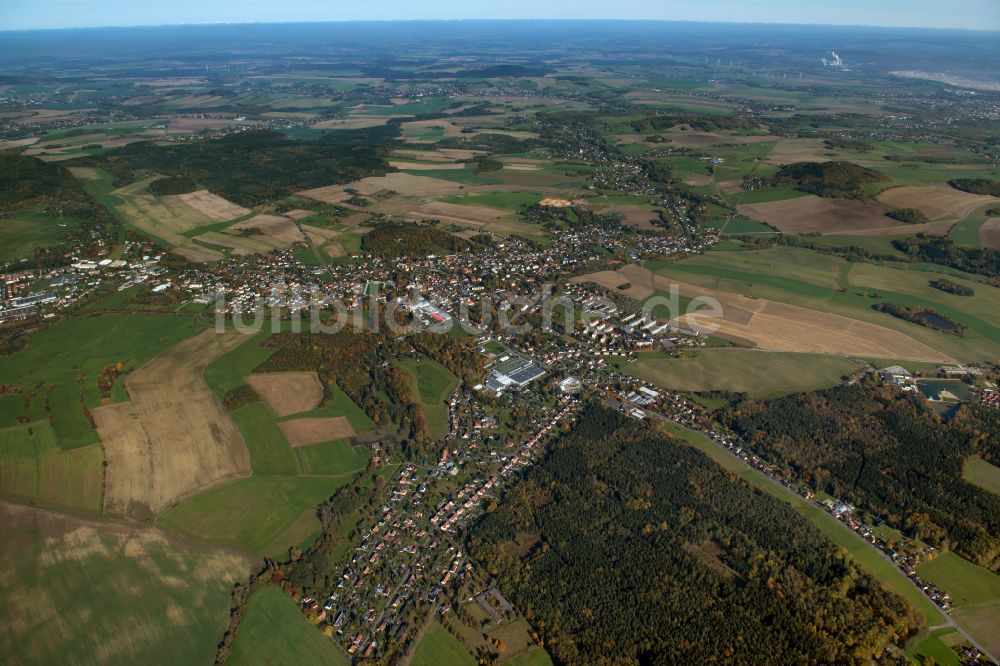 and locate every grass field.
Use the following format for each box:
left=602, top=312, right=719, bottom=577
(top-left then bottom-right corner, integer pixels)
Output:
left=963, top=458, right=1000, bottom=495
left=916, top=552, right=1000, bottom=658
left=657, top=421, right=946, bottom=626
left=626, top=348, right=859, bottom=398
left=231, top=403, right=299, bottom=475
left=0, top=210, right=86, bottom=262
left=283, top=383, right=376, bottom=432
left=505, top=647, right=554, bottom=666
left=0, top=502, right=250, bottom=666
left=229, top=586, right=348, bottom=666
left=0, top=422, right=103, bottom=512
left=651, top=246, right=1000, bottom=362
left=0, top=314, right=206, bottom=447
left=906, top=628, right=962, bottom=666
left=412, top=621, right=476, bottom=666
left=296, top=438, right=372, bottom=476
left=203, top=328, right=283, bottom=400
left=158, top=474, right=355, bottom=557
left=399, top=358, right=460, bottom=440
